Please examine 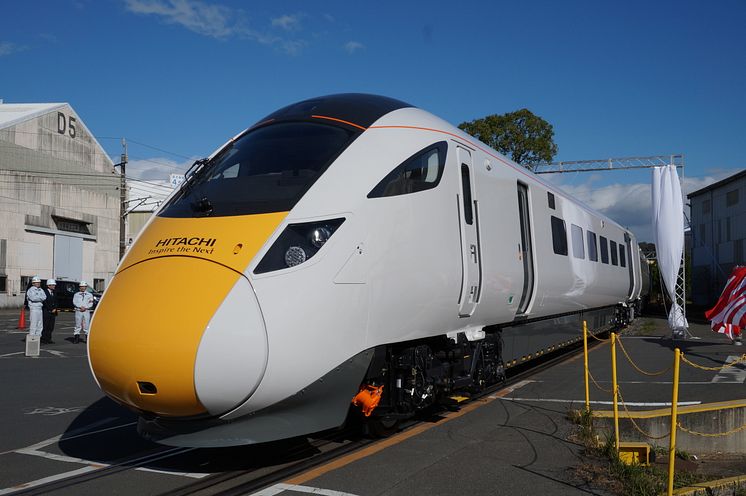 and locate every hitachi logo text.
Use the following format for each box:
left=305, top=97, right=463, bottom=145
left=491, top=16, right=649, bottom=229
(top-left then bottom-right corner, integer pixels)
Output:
left=155, top=237, right=216, bottom=248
